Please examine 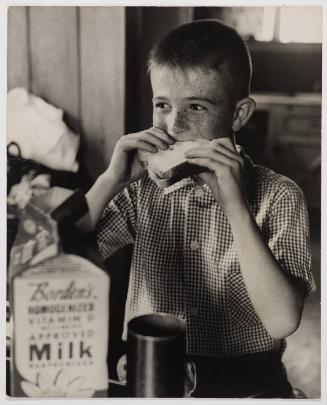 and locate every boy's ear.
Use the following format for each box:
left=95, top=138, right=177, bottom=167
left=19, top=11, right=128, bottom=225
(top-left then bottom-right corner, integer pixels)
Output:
left=232, top=97, right=256, bottom=132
